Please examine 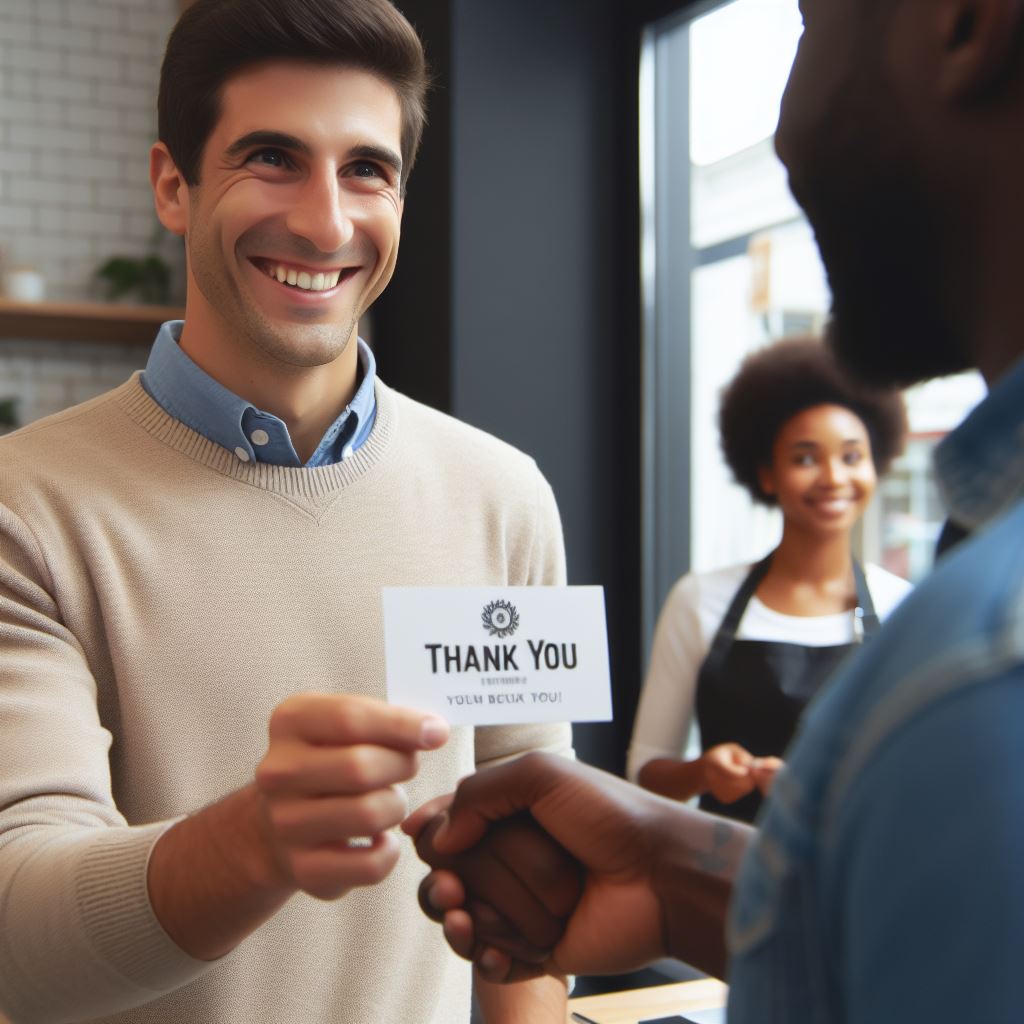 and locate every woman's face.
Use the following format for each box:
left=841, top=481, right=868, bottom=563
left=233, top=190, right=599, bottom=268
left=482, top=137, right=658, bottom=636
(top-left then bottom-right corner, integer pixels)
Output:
left=758, top=403, right=878, bottom=535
